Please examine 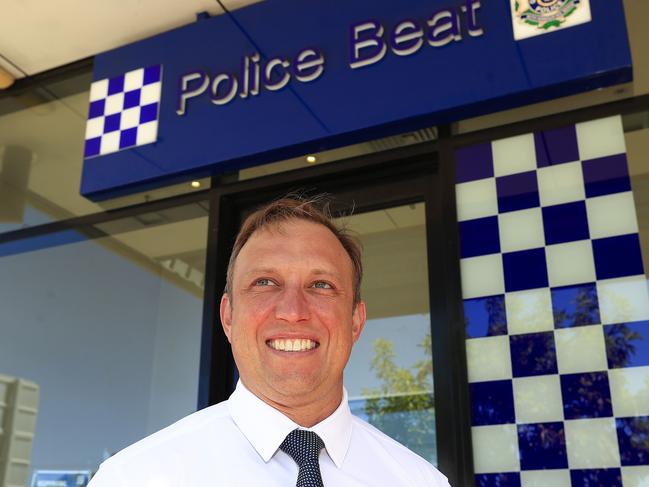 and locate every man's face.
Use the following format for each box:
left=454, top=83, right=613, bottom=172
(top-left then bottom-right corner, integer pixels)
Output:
left=220, top=219, right=366, bottom=409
